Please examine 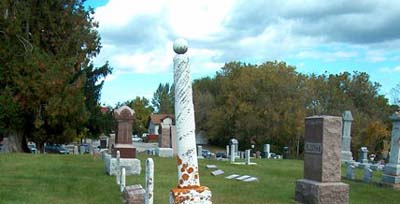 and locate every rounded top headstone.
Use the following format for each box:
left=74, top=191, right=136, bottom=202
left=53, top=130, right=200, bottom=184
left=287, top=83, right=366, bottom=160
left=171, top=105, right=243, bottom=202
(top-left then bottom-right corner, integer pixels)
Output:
left=342, top=110, right=353, bottom=121
left=173, top=38, right=188, bottom=54
left=229, top=138, right=238, bottom=145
